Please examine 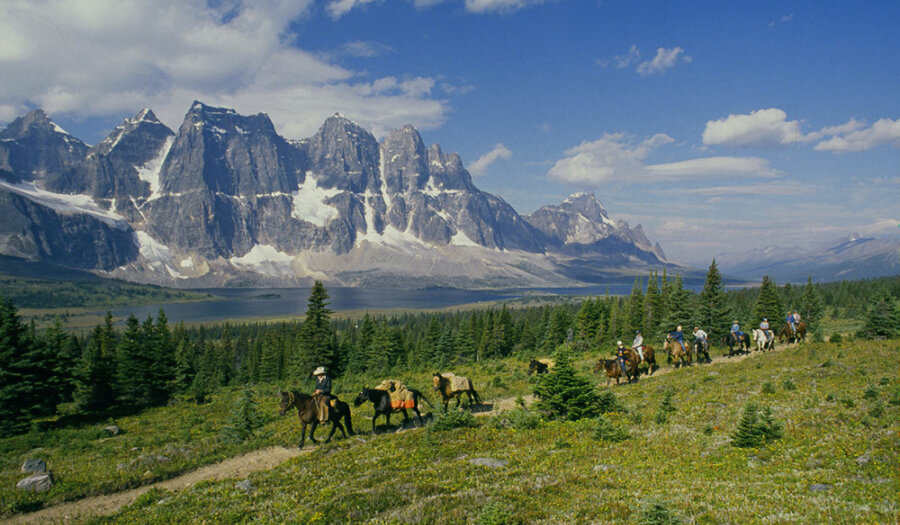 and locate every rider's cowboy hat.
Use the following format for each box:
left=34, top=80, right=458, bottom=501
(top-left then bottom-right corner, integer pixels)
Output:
left=312, top=366, right=326, bottom=376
